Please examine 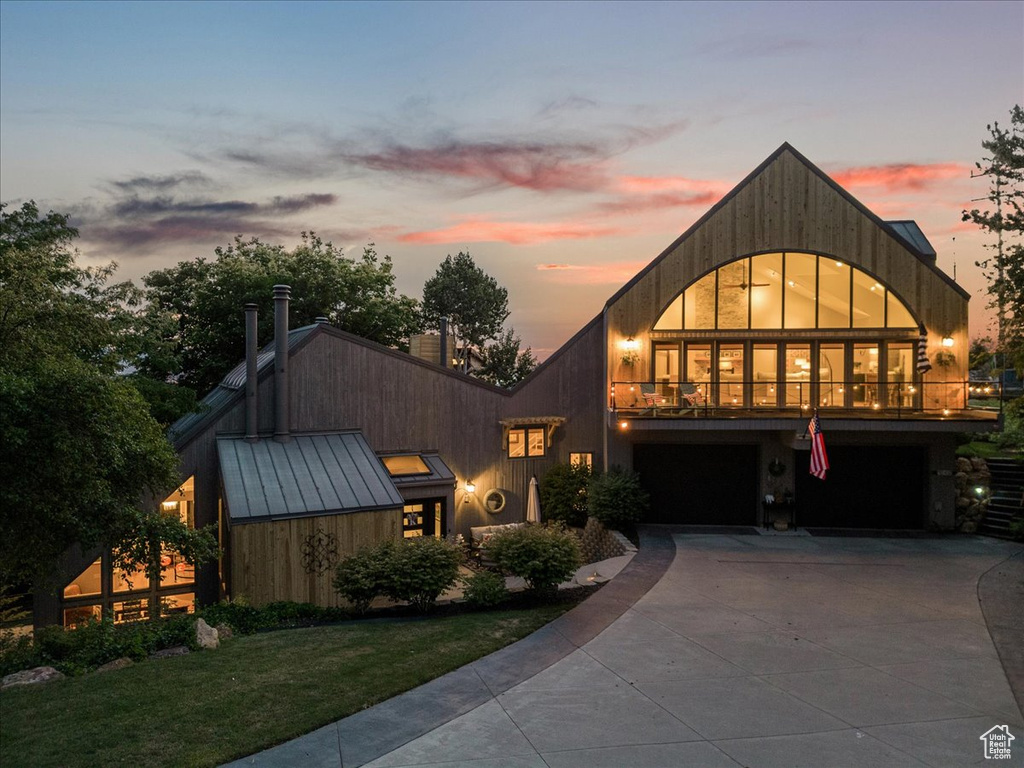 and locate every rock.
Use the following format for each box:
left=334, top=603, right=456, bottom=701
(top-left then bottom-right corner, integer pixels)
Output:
left=195, top=618, right=219, bottom=650
left=954, top=472, right=968, bottom=490
left=214, top=623, right=234, bottom=641
left=95, top=657, right=134, bottom=674
left=956, top=496, right=971, bottom=509
left=962, top=521, right=978, bottom=534
left=970, top=457, right=988, bottom=472
left=2, top=666, right=64, bottom=690
left=956, top=457, right=973, bottom=473
left=150, top=645, right=190, bottom=659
